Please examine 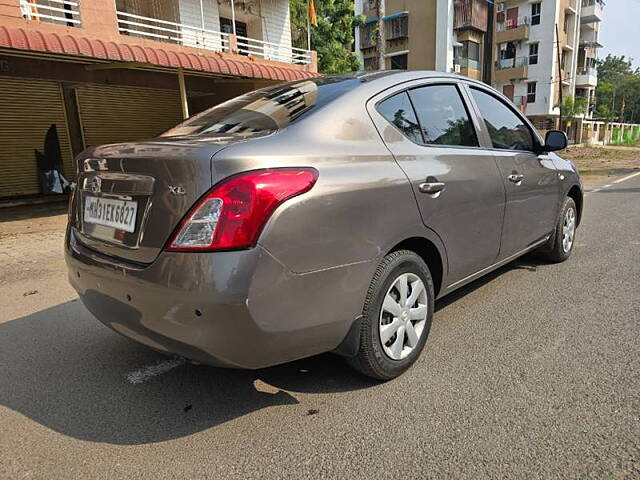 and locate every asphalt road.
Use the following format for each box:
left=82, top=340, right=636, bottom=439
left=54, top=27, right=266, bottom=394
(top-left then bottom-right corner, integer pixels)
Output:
left=1, top=173, right=639, bottom=479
